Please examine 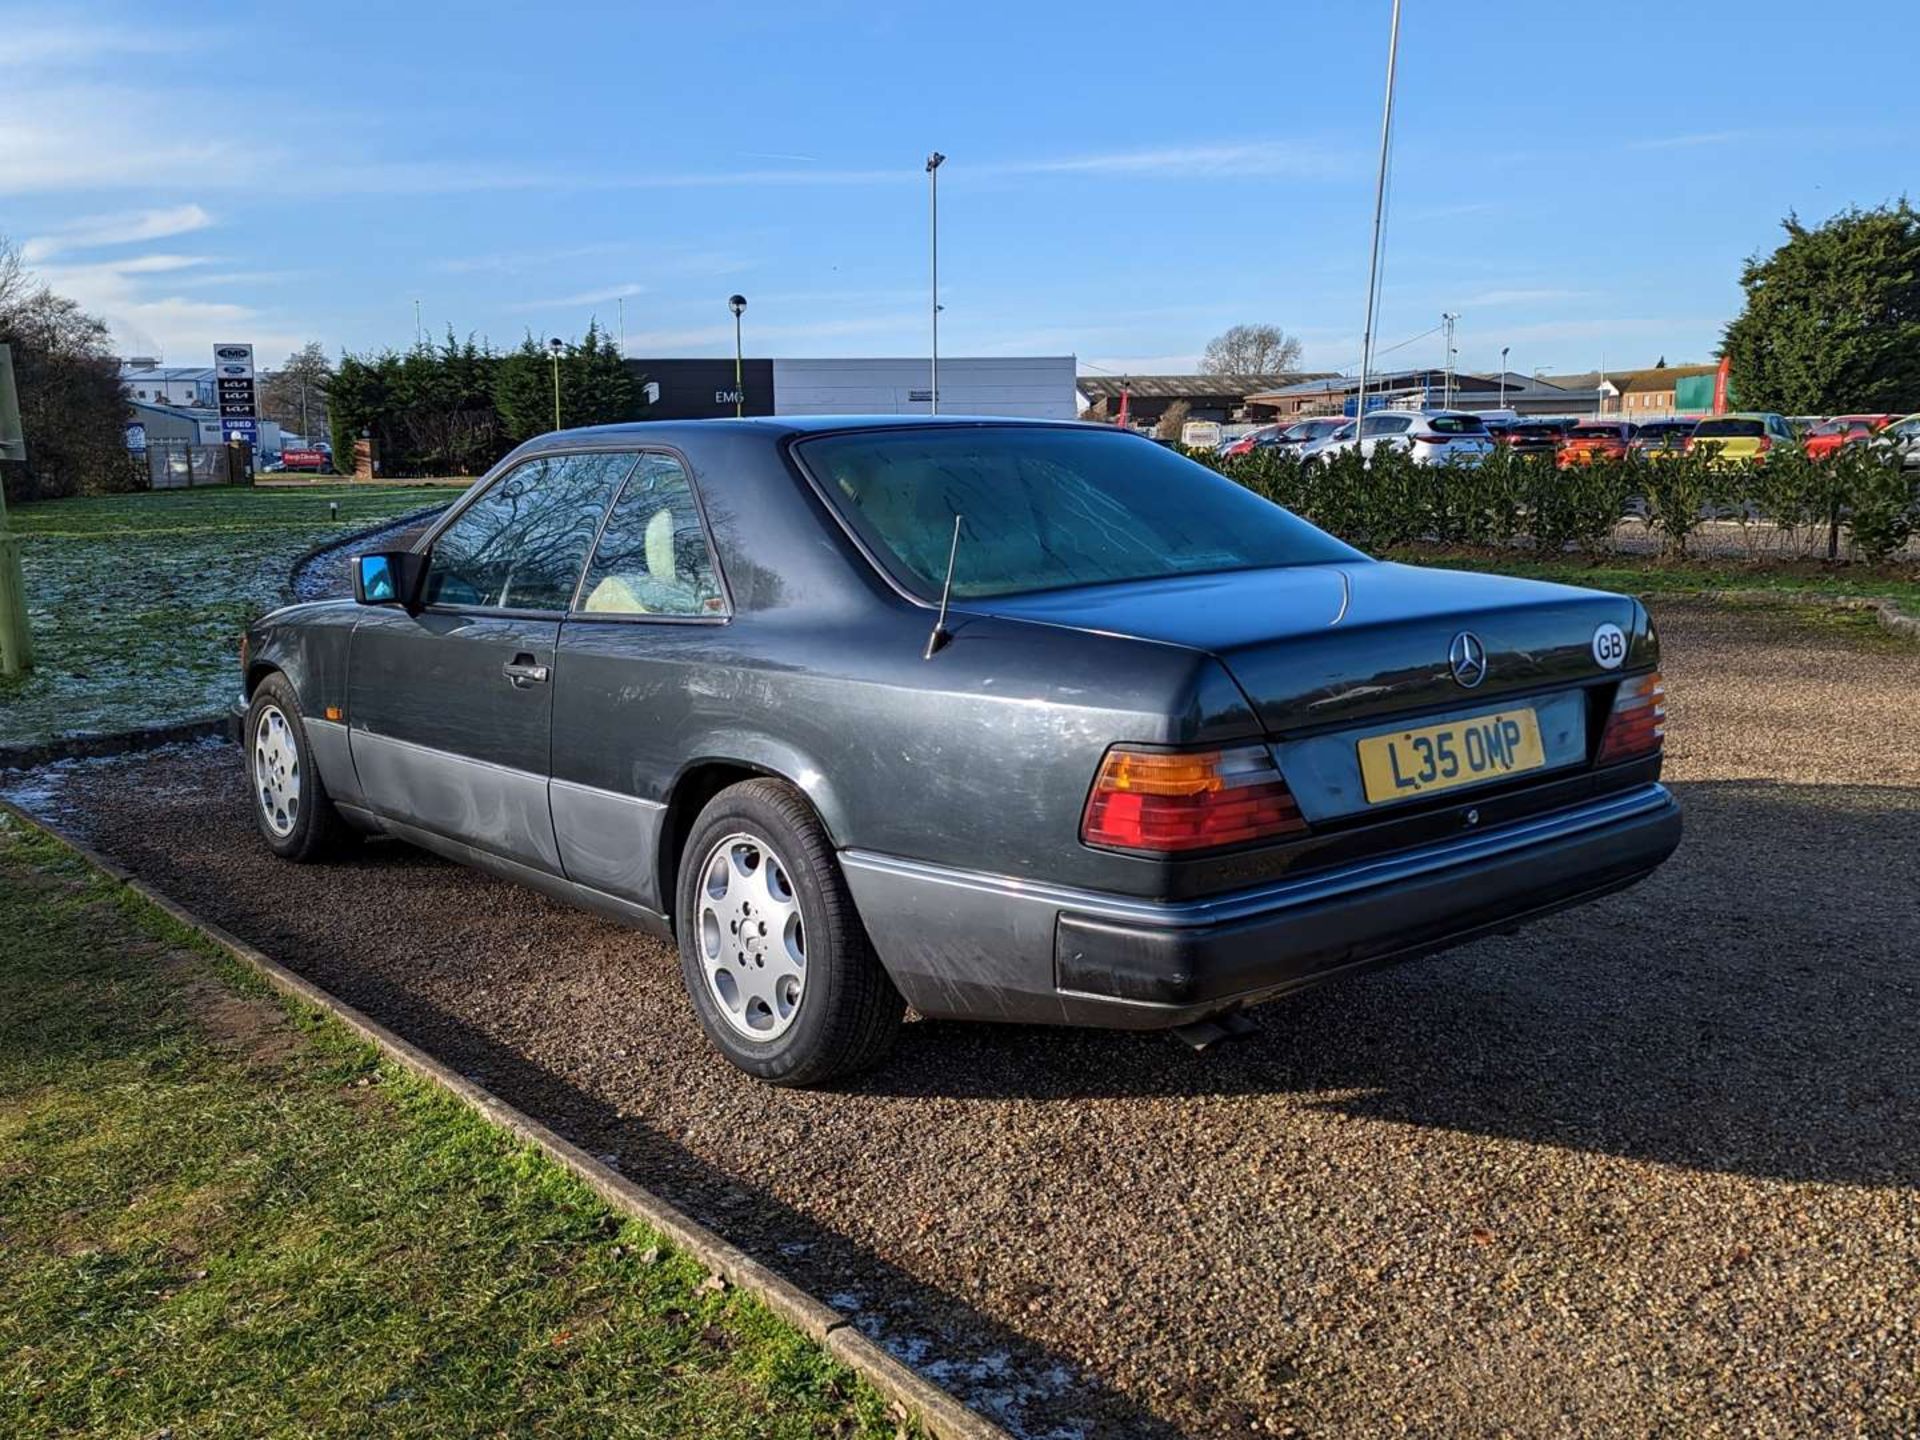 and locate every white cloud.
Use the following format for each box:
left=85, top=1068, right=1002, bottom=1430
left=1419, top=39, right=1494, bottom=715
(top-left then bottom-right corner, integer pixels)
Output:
left=3, top=15, right=195, bottom=65
left=0, top=94, right=263, bottom=194
left=23, top=204, right=213, bottom=261
left=993, top=140, right=1346, bottom=181
left=509, top=282, right=647, bottom=311
left=25, top=246, right=302, bottom=364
